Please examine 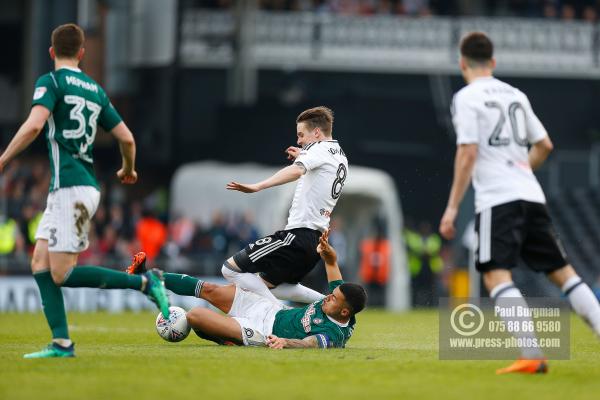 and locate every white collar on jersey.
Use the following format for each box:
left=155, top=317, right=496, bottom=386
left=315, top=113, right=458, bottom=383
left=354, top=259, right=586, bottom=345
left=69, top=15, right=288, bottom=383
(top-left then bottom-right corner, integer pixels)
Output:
left=58, top=66, right=82, bottom=72
left=326, top=313, right=349, bottom=327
